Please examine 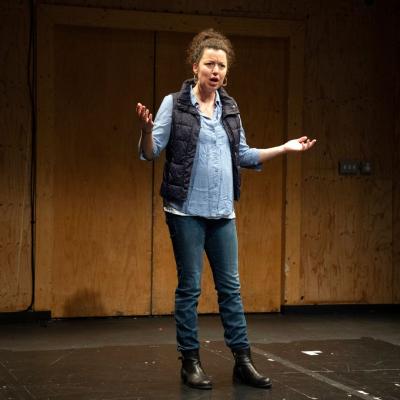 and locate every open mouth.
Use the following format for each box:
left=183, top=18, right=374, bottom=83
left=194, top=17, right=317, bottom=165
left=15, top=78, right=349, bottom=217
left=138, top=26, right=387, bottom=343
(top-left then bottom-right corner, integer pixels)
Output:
left=210, top=77, right=219, bottom=83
